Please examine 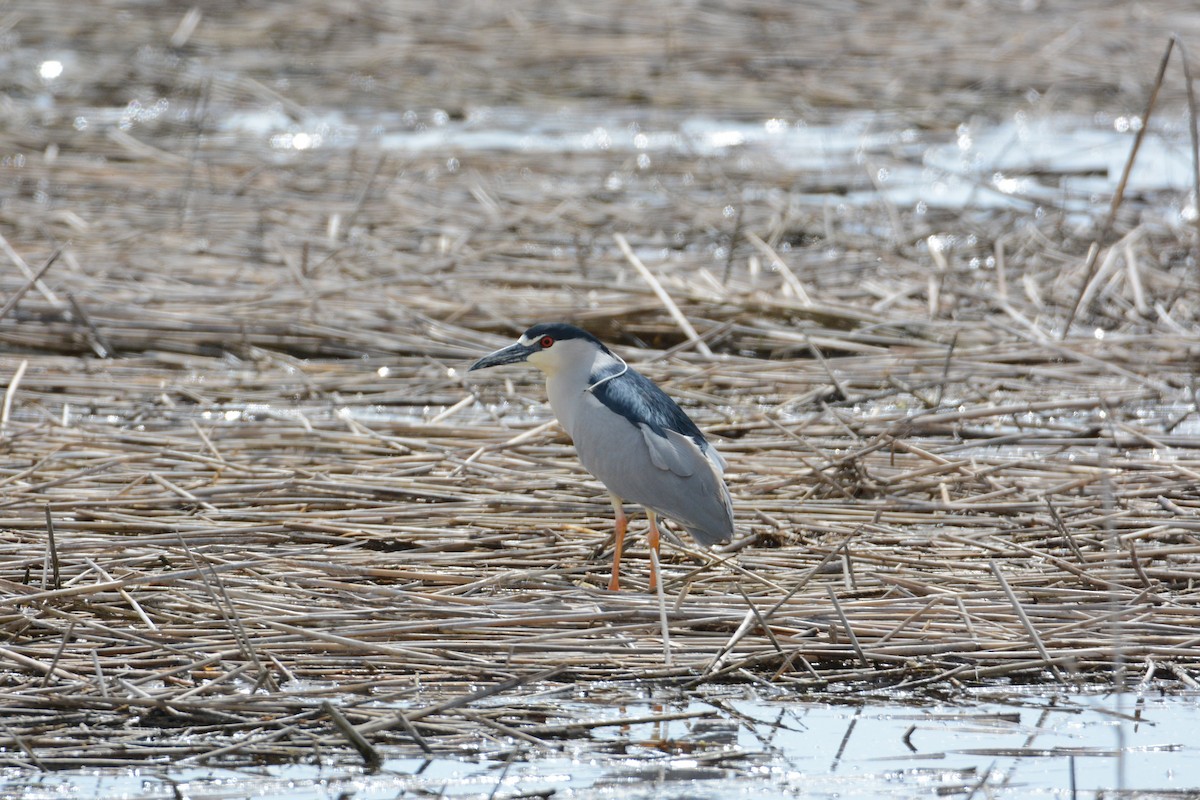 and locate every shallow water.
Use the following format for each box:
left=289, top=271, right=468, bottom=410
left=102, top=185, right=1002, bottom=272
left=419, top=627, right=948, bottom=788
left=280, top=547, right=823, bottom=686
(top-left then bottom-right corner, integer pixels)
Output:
left=3, top=688, right=1196, bottom=799
left=215, top=104, right=1195, bottom=223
